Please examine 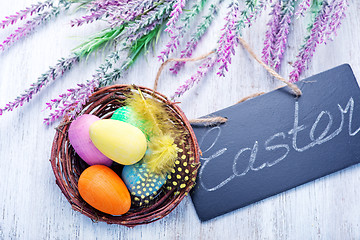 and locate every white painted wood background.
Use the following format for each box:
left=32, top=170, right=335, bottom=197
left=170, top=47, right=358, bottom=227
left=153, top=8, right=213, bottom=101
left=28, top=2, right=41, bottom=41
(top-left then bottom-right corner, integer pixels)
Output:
left=1, top=0, right=360, bottom=239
